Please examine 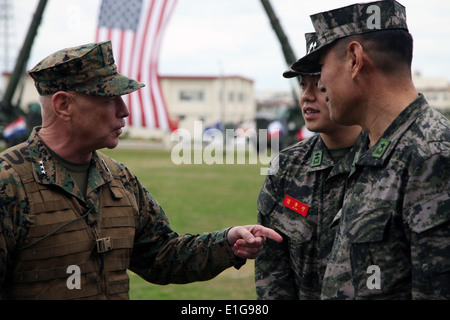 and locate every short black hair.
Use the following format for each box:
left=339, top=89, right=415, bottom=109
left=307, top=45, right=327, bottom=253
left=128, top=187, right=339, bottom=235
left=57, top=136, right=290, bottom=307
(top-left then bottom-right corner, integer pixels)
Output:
left=334, top=29, right=414, bottom=75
